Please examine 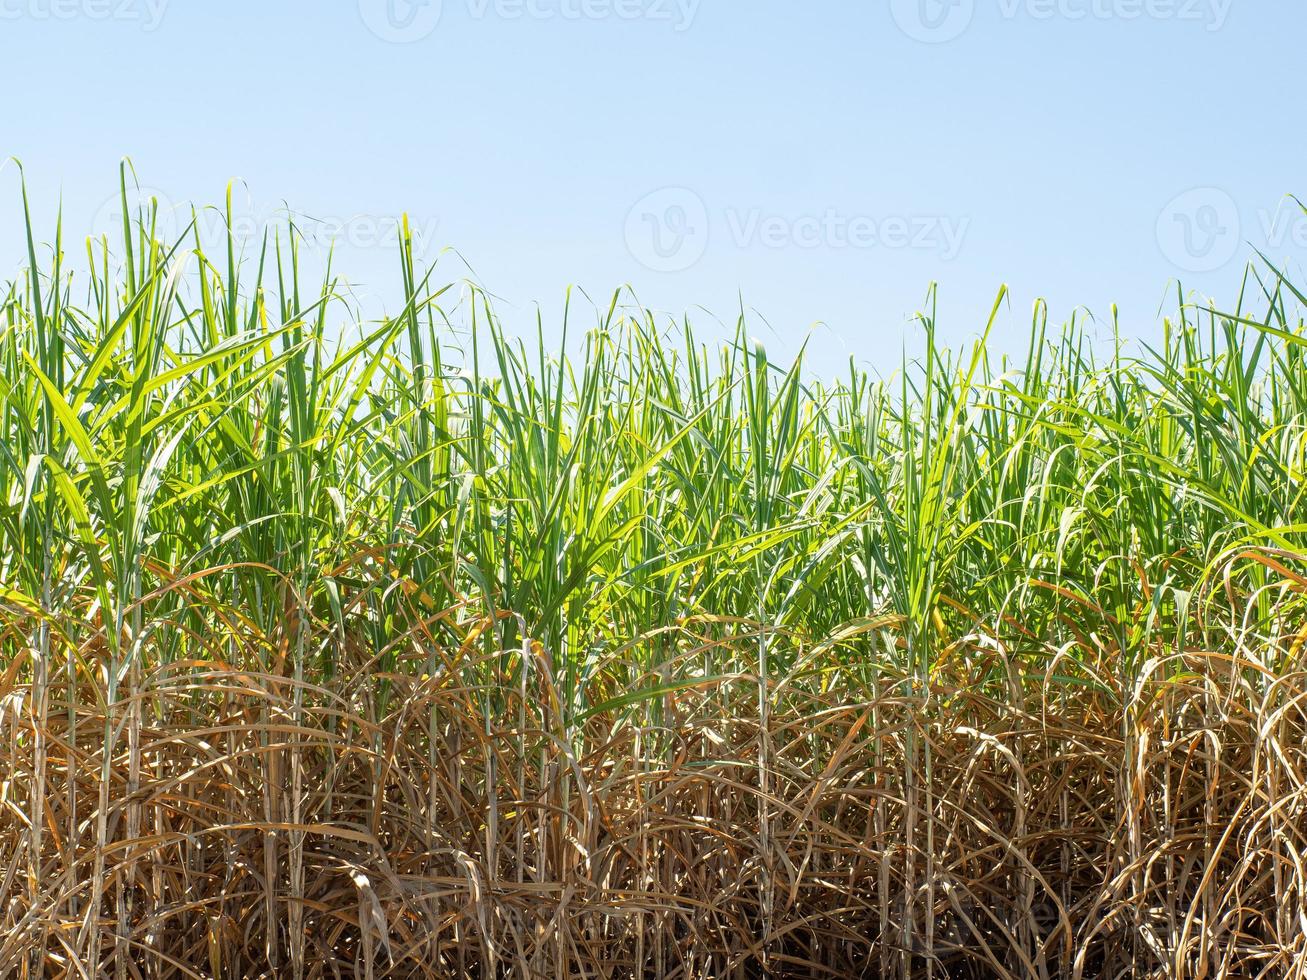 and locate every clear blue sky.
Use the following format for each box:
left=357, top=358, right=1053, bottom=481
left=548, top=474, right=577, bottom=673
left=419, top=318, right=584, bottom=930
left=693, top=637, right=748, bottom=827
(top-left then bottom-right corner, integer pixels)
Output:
left=2, top=1, right=1302, bottom=375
